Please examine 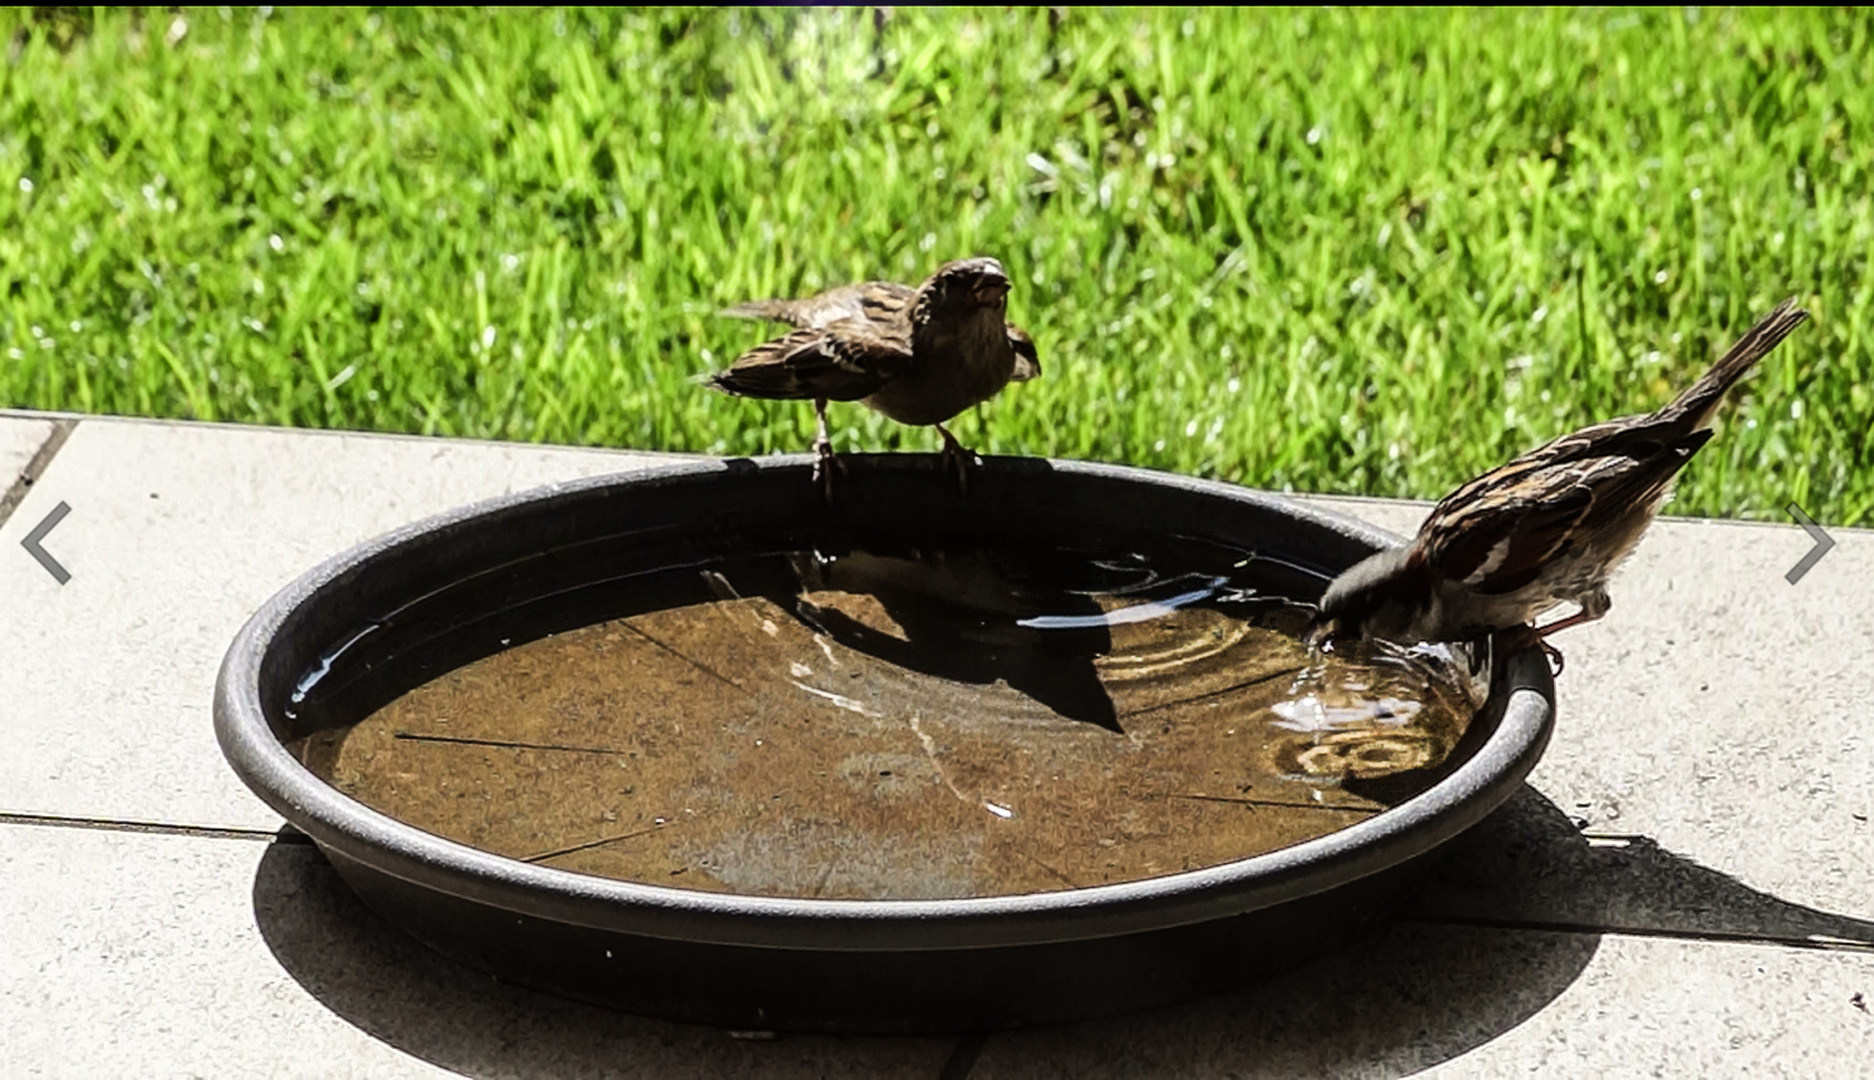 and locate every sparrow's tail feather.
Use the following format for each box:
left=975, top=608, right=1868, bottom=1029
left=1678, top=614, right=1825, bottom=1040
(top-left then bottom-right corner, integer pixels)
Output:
left=1666, top=296, right=1809, bottom=430
left=719, top=299, right=797, bottom=323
